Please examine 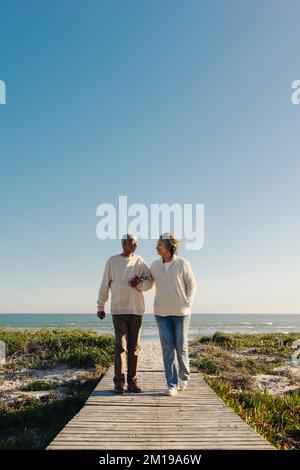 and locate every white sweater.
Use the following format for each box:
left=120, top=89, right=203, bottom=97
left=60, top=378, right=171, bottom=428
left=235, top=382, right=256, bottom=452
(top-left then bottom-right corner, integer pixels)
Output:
left=97, top=253, right=153, bottom=315
left=150, top=255, right=196, bottom=317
